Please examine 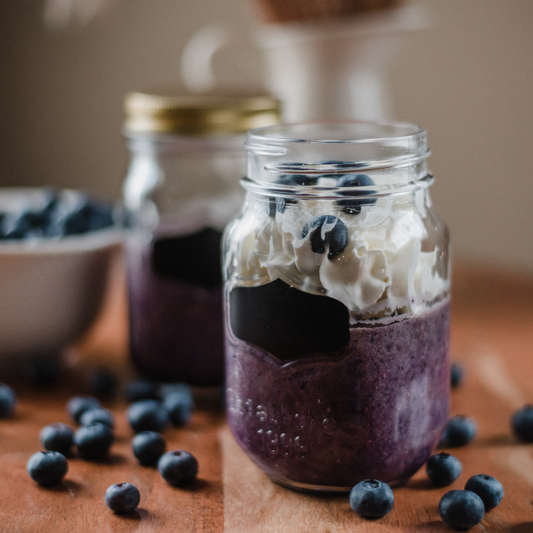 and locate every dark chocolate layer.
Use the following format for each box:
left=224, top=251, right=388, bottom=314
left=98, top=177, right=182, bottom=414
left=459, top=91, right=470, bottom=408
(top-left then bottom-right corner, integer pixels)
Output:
left=229, top=279, right=350, bottom=361
left=151, top=228, right=222, bottom=290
